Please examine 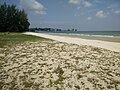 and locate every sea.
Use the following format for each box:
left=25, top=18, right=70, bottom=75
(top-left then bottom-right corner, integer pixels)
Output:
left=38, top=31, right=120, bottom=42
